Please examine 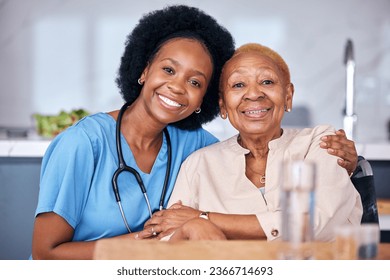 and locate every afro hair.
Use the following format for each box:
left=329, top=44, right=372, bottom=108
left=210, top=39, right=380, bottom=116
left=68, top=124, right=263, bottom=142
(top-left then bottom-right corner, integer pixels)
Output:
left=116, top=5, right=235, bottom=130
